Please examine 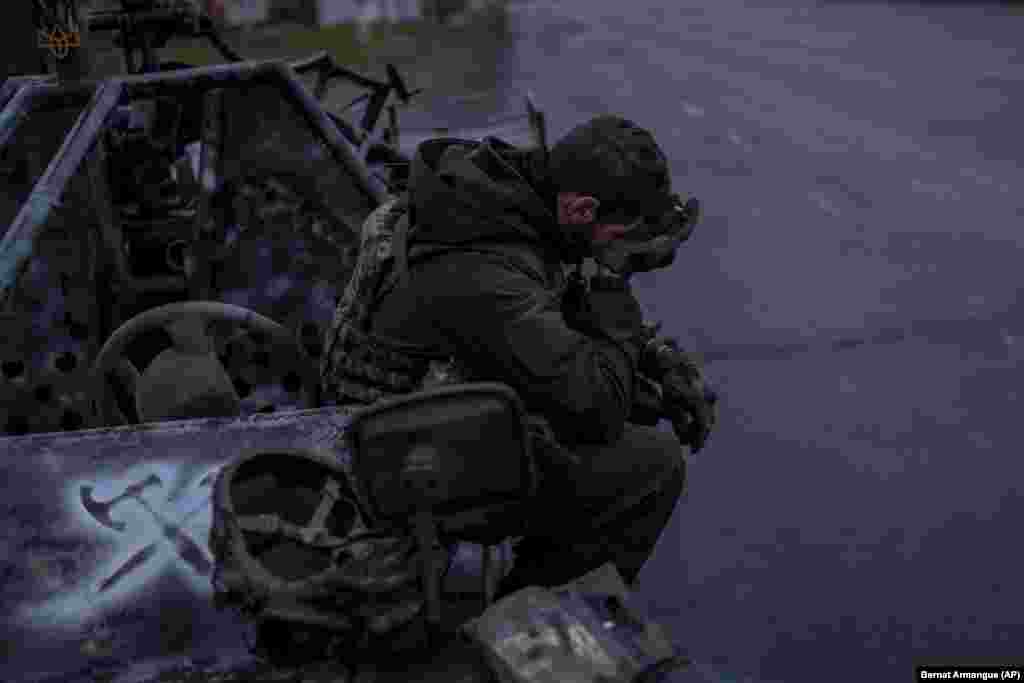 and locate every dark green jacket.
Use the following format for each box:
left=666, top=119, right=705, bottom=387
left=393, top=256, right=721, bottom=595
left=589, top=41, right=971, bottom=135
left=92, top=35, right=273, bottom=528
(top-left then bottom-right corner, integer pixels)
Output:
left=367, top=137, right=637, bottom=445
